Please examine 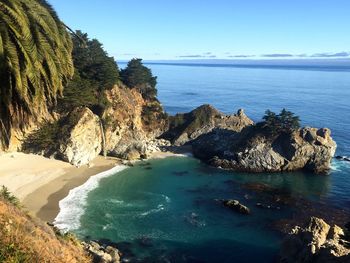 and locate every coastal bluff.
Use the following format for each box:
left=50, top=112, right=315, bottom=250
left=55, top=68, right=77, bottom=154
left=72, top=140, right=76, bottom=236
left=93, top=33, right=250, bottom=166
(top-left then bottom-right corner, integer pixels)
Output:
left=164, top=105, right=336, bottom=174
